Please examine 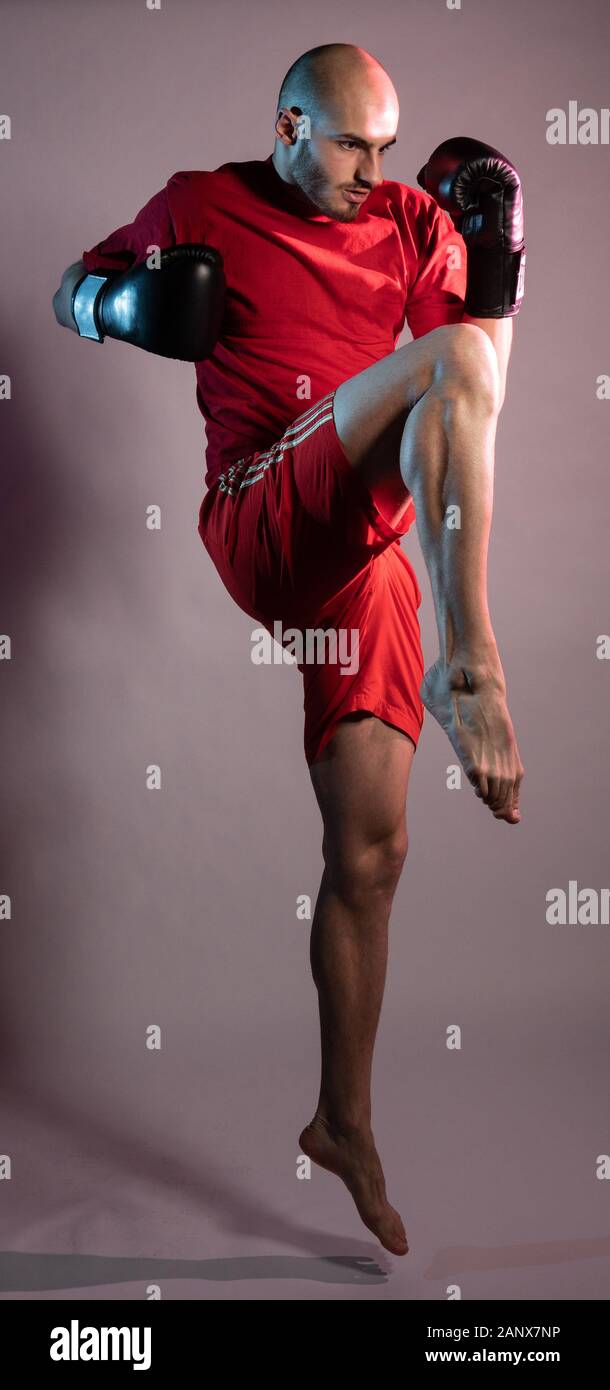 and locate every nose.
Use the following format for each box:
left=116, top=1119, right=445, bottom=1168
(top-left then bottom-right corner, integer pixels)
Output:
left=354, top=150, right=383, bottom=189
